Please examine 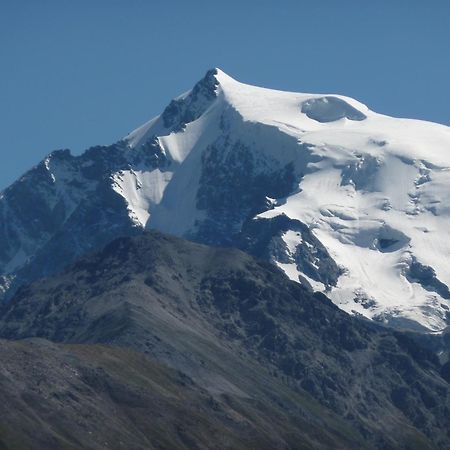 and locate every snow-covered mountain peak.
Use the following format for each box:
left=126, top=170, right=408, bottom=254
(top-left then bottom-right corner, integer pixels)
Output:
left=119, top=70, right=450, bottom=331
left=125, top=68, right=376, bottom=154
left=2, top=69, right=450, bottom=332
left=213, top=67, right=239, bottom=85
left=125, top=68, right=228, bottom=150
